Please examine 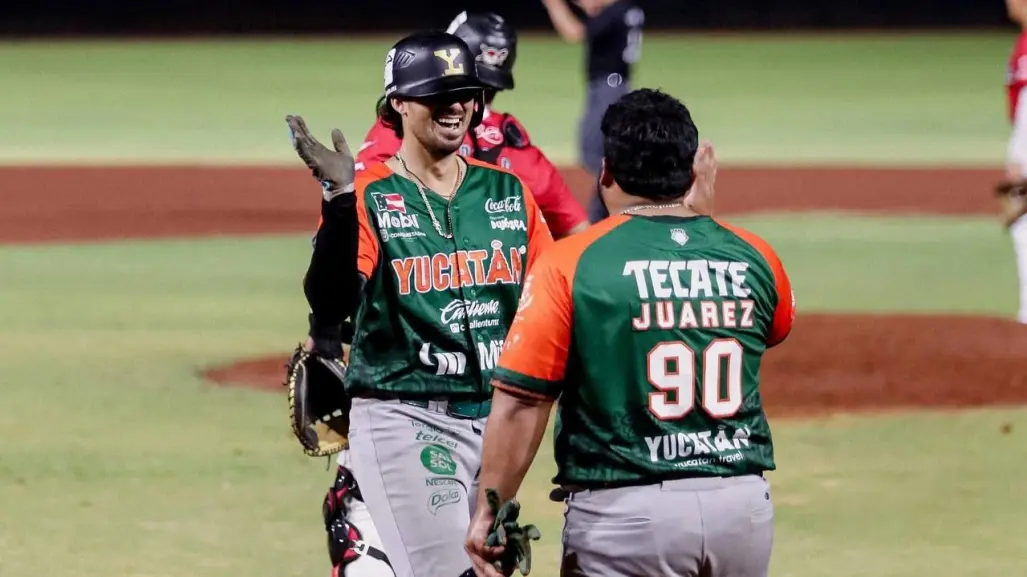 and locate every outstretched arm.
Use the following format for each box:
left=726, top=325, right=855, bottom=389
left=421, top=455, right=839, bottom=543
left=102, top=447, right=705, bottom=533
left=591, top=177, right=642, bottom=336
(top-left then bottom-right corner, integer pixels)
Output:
left=287, top=115, right=376, bottom=353
left=541, top=0, right=585, bottom=42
